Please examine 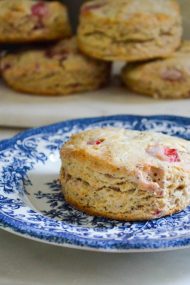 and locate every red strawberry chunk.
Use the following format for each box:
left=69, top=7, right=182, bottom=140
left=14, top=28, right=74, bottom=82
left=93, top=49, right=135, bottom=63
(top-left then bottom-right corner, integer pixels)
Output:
left=161, top=69, right=183, bottom=82
left=95, top=140, right=102, bottom=145
left=153, top=209, right=163, bottom=218
left=45, top=49, right=68, bottom=61
left=31, top=2, right=47, bottom=18
left=164, top=147, right=180, bottom=162
left=87, top=139, right=104, bottom=145
left=1, top=62, right=11, bottom=72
